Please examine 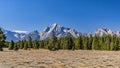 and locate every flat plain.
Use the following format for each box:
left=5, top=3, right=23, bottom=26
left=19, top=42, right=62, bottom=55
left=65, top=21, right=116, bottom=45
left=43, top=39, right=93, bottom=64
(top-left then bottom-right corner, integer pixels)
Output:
left=0, top=48, right=120, bottom=68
